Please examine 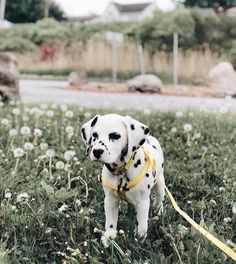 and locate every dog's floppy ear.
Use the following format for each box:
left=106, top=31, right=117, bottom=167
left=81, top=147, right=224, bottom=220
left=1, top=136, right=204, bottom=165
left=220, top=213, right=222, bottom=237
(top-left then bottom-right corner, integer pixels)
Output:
left=81, top=115, right=100, bottom=154
left=123, top=116, right=149, bottom=161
